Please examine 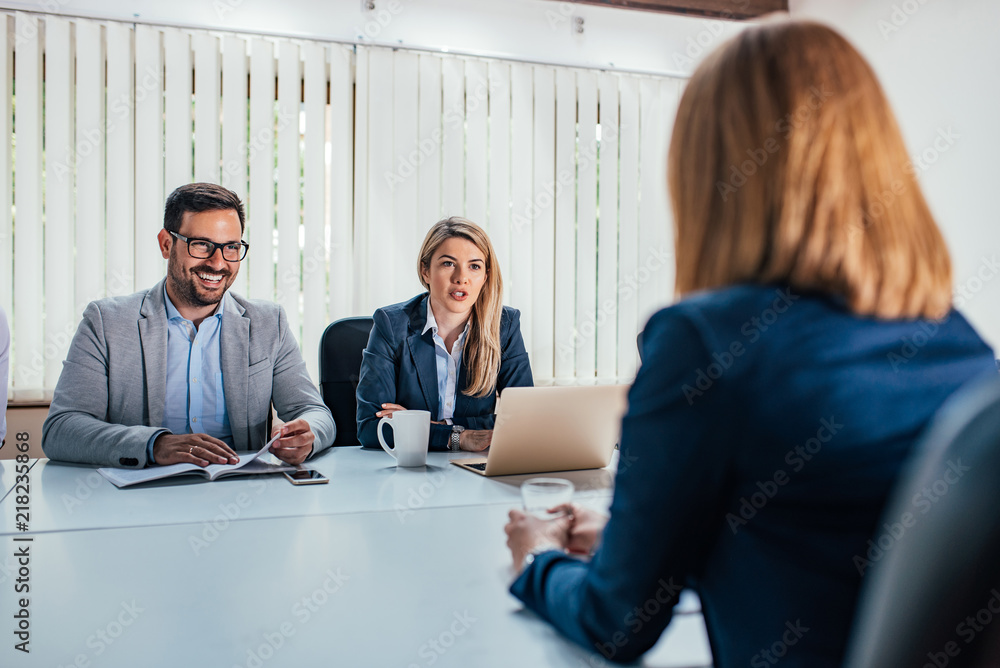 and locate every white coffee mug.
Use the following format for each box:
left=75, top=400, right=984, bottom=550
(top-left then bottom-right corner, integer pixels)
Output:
left=378, top=410, right=431, bottom=467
